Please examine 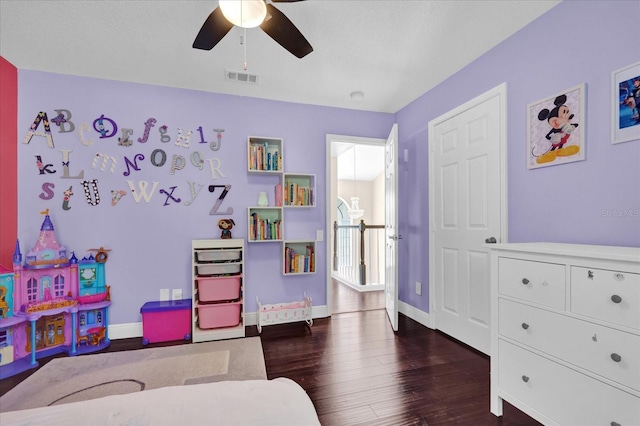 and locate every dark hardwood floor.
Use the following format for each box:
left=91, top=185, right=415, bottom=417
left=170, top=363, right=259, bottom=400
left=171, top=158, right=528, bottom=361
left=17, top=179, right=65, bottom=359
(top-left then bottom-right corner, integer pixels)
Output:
left=1, top=283, right=539, bottom=425
left=248, top=310, right=539, bottom=425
